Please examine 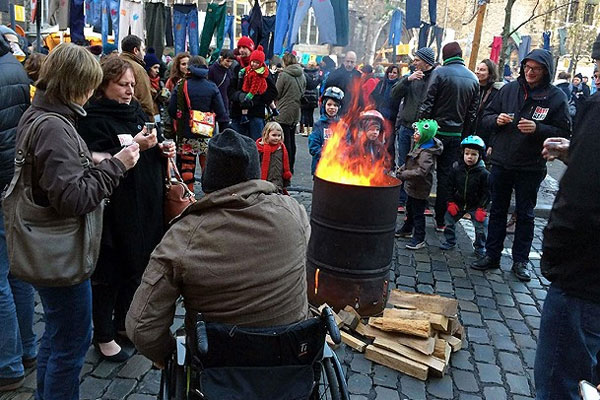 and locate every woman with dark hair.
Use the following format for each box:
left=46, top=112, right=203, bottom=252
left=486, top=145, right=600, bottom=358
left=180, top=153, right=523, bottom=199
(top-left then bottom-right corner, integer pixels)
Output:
left=78, top=56, right=175, bottom=362
left=474, top=59, right=502, bottom=147
left=165, top=51, right=190, bottom=91
left=371, top=64, right=401, bottom=164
